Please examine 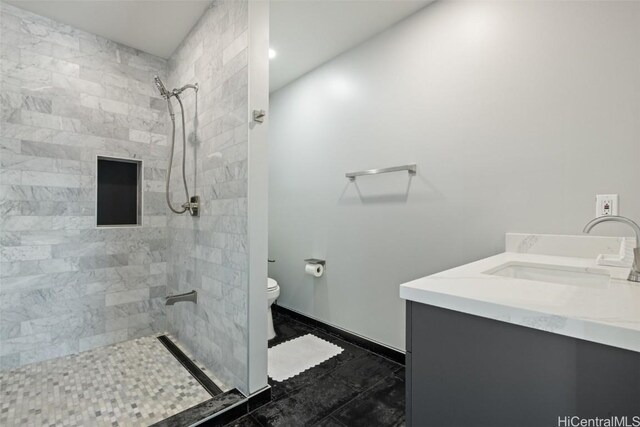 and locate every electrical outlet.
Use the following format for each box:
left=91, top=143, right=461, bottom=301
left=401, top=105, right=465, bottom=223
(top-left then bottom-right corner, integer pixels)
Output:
left=596, top=194, right=618, bottom=217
